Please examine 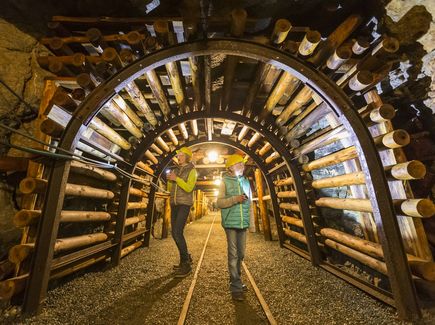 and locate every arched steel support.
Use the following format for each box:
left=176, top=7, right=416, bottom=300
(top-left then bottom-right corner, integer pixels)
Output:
left=24, top=39, right=419, bottom=320
left=142, top=136, right=287, bottom=248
